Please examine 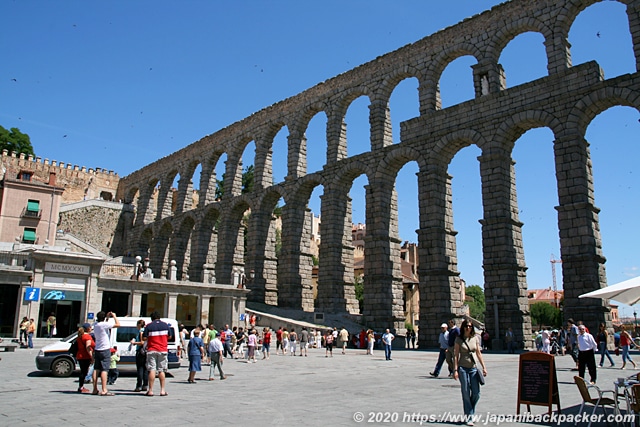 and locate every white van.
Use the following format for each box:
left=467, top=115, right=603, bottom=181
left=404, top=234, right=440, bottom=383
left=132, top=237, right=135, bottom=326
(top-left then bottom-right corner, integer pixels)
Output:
left=35, top=317, right=181, bottom=377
